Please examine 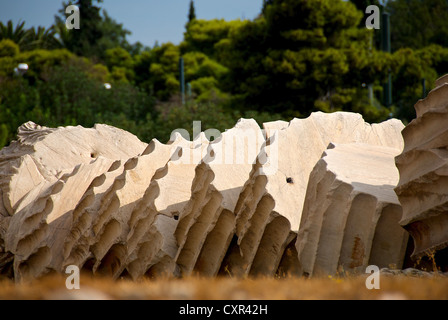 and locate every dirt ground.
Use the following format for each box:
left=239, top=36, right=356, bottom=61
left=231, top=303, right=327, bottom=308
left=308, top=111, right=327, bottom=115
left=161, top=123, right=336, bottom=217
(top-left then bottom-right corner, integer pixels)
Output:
left=0, top=273, right=447, bottom=300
